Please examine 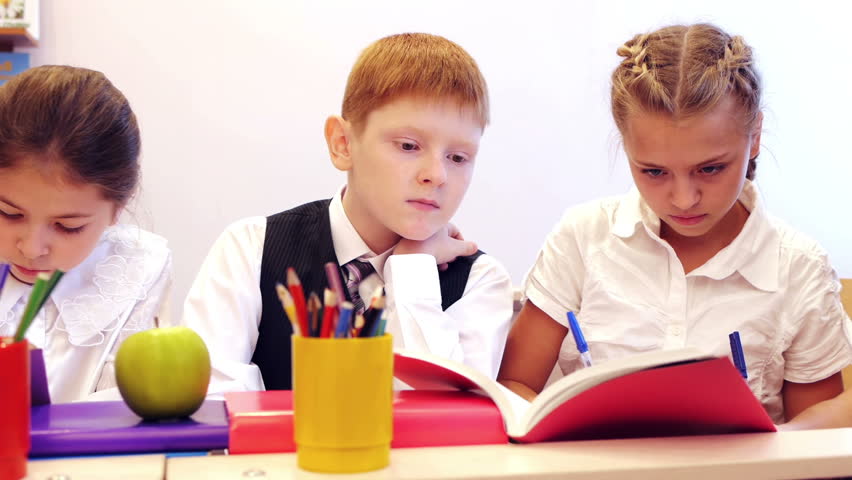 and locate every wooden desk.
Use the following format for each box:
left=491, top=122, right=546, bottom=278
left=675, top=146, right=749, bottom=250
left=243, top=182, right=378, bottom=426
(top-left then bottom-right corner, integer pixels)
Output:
left=167, top=429, right=852, bottom=479
left=26, top=454, right=165, bottom=480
